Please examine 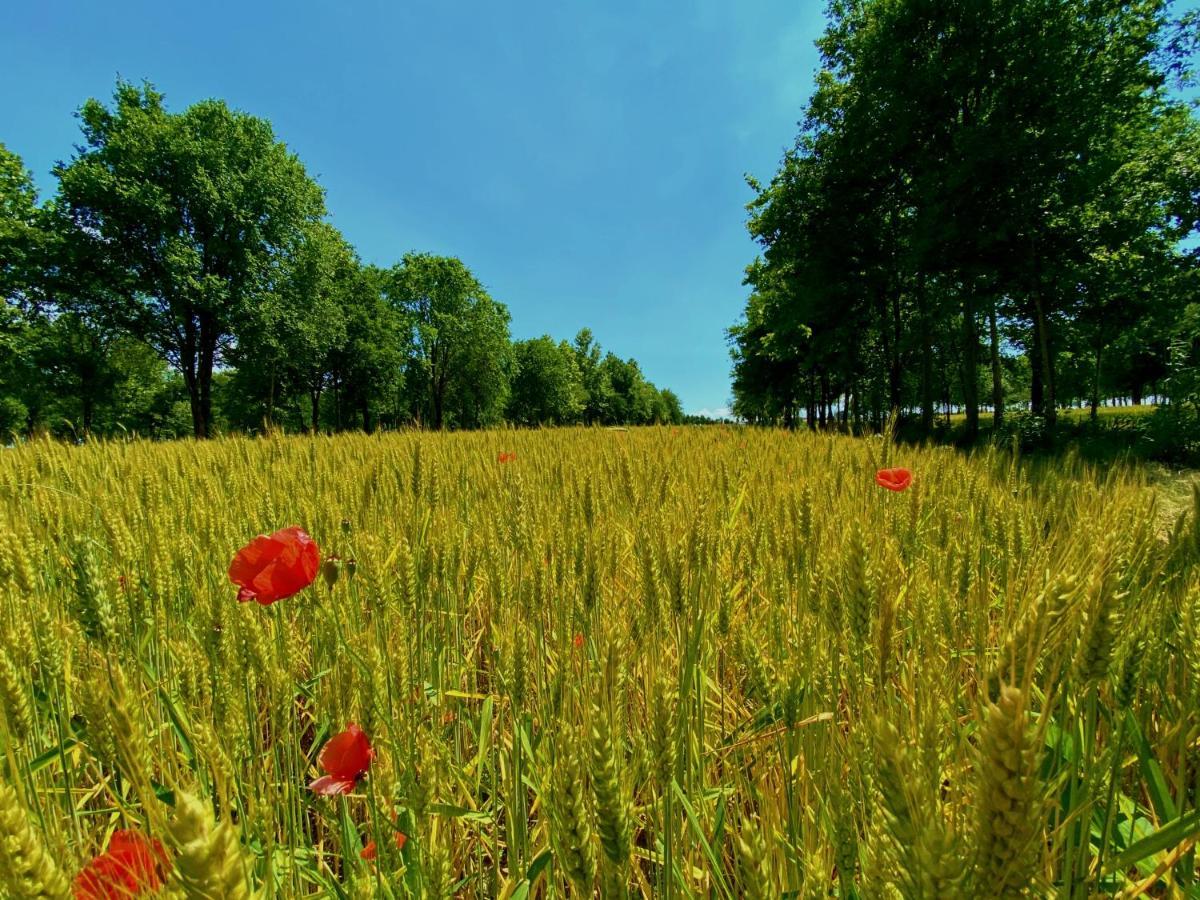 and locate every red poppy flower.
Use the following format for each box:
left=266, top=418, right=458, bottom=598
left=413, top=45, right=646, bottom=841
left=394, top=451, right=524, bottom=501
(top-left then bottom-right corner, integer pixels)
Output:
left=498, top=451, right=516, bottom=463
left=360, top=830, right=407, bottom=860
left=309, top=723, right=374, bottom=795
left=573, top=632, right=584, bottom=649
left=73, top=830, right=168, bottom=899
left=228, top=526, right=320, bottom=605
left=875, top=467, right=913, bottom=492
